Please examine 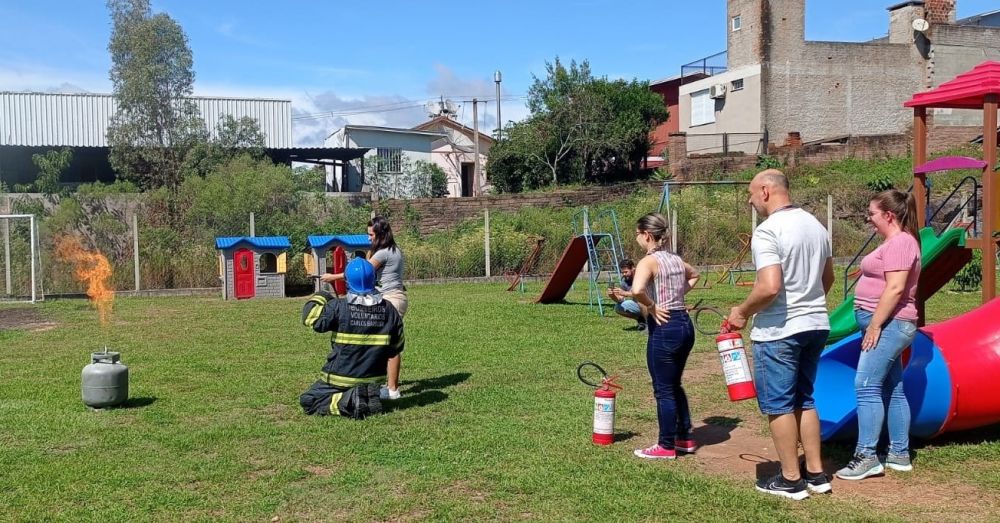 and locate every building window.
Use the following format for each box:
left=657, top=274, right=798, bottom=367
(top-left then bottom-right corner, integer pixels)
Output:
left=732, top=15, right=741, bottom=31
left=731, top=78, right=744, bottom=91
left=376, top=147, right=402, bottom=173
left=690, top=90, right=716, bottom=127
